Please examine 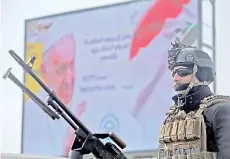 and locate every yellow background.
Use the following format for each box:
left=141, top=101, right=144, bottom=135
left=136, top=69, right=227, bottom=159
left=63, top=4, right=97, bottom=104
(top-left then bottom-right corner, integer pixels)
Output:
left=24, top=42, right=44, bottom=101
